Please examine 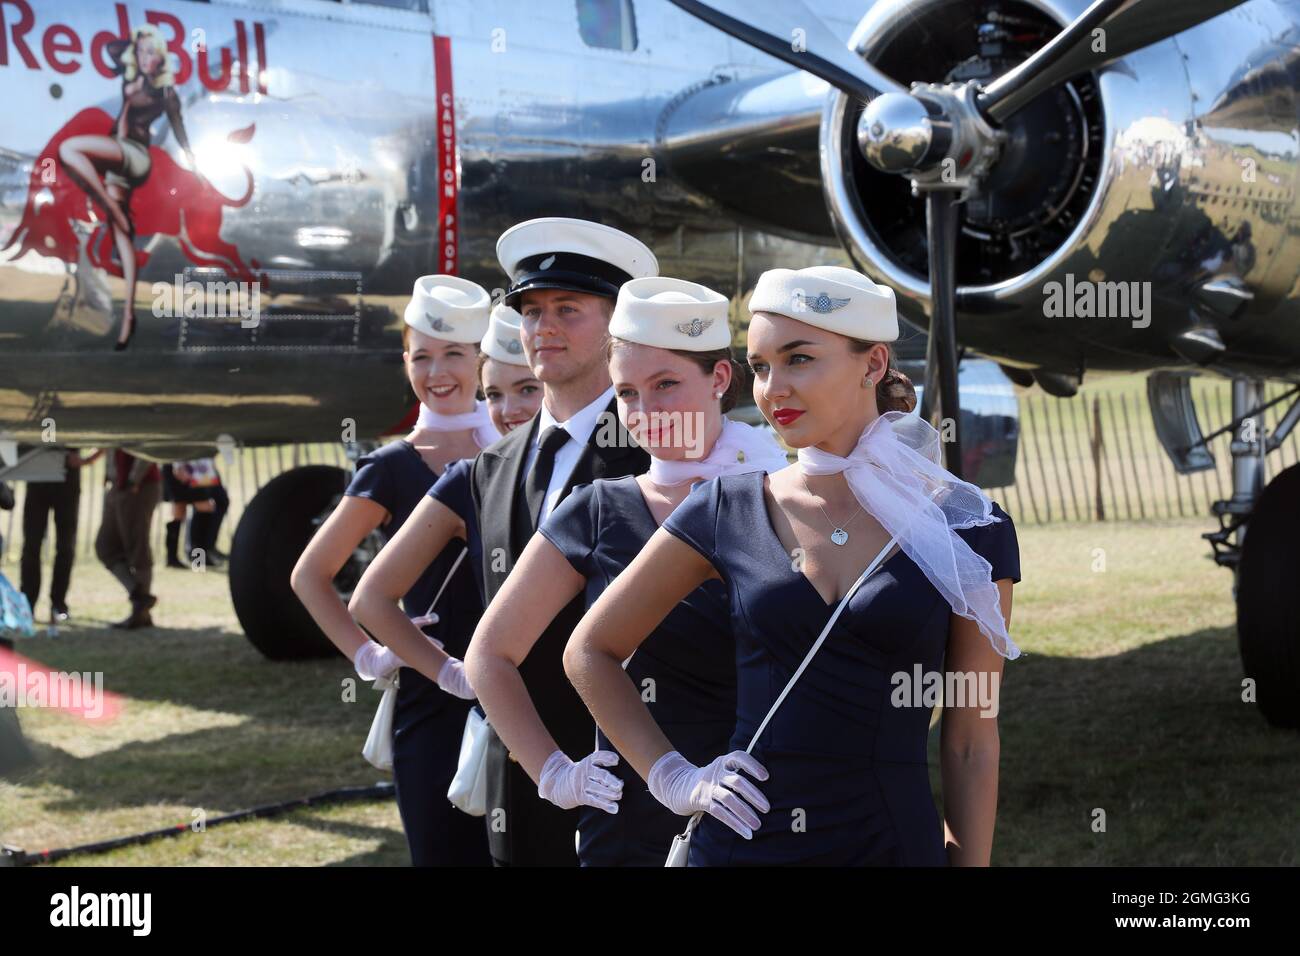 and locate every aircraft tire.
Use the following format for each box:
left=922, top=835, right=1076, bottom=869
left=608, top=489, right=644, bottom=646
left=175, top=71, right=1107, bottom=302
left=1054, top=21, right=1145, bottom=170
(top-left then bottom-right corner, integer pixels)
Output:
left=229, top=465, right=349, bottom=661
left=1235, top=462, right=1300, bottom=729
